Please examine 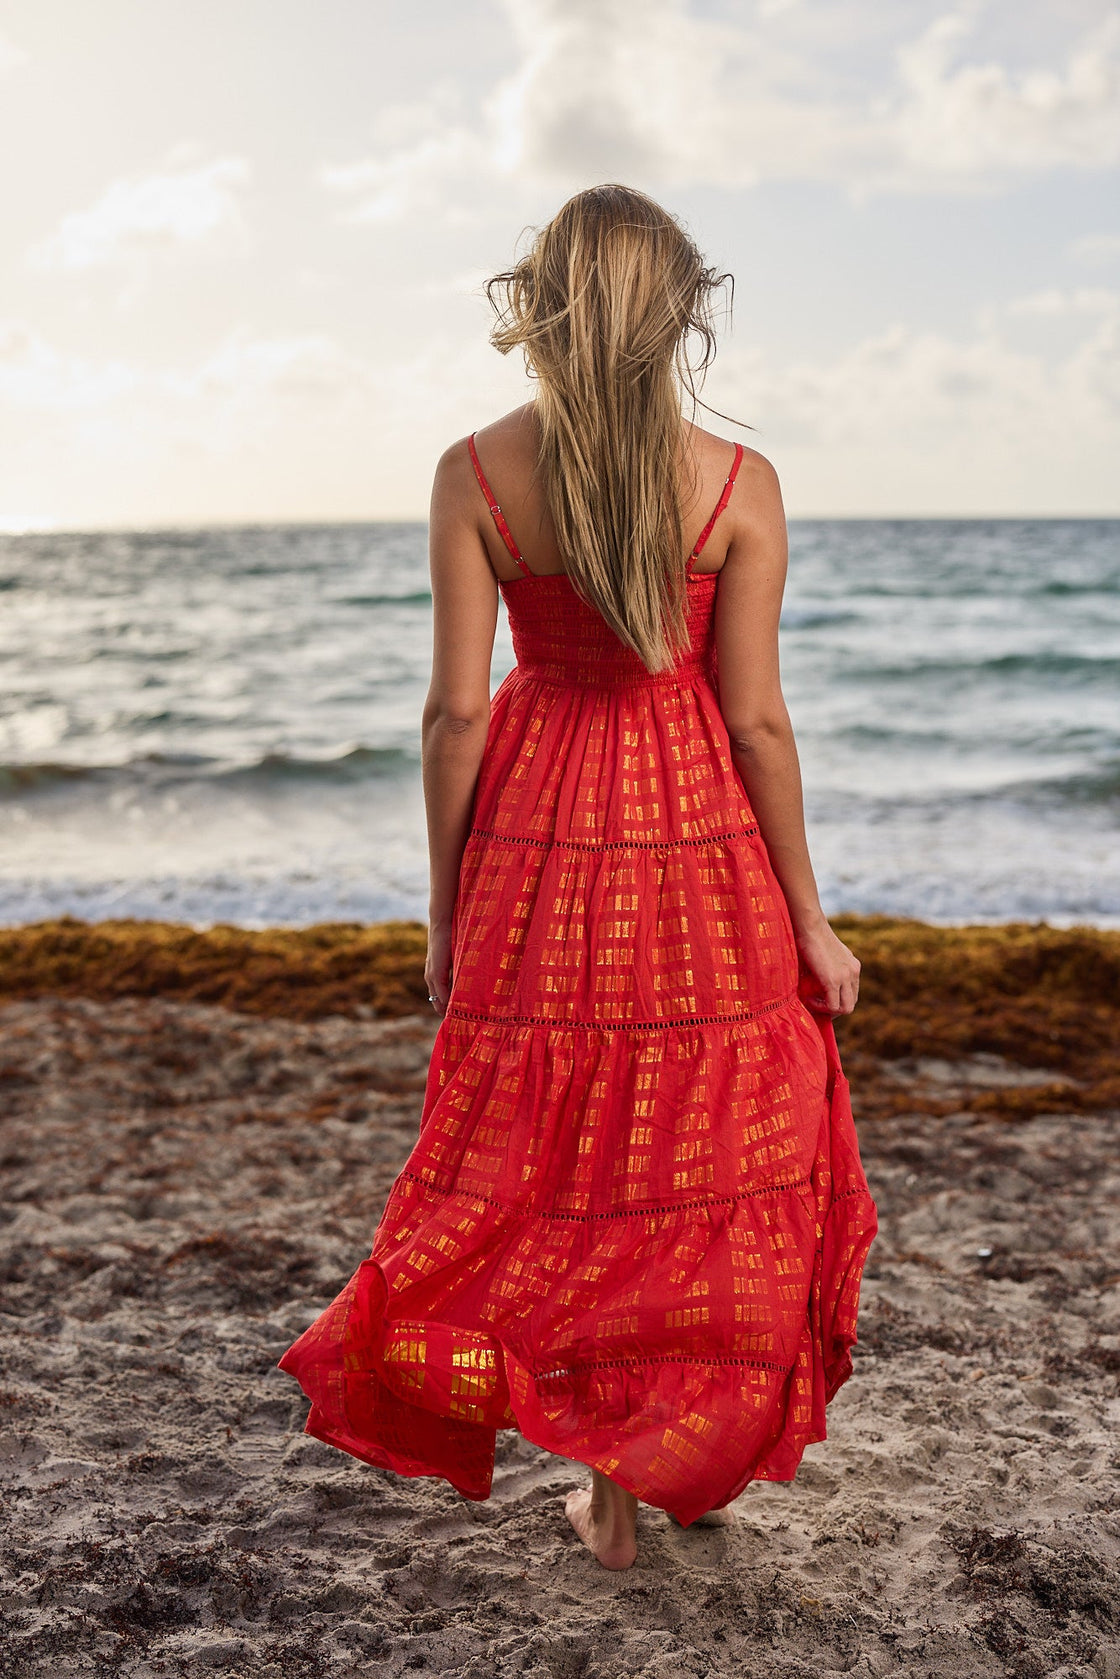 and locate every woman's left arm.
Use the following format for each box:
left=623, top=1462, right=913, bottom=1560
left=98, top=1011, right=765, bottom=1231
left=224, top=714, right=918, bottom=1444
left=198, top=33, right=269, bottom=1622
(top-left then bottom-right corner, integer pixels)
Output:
left=422, top=440, right=500, bottom=1015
